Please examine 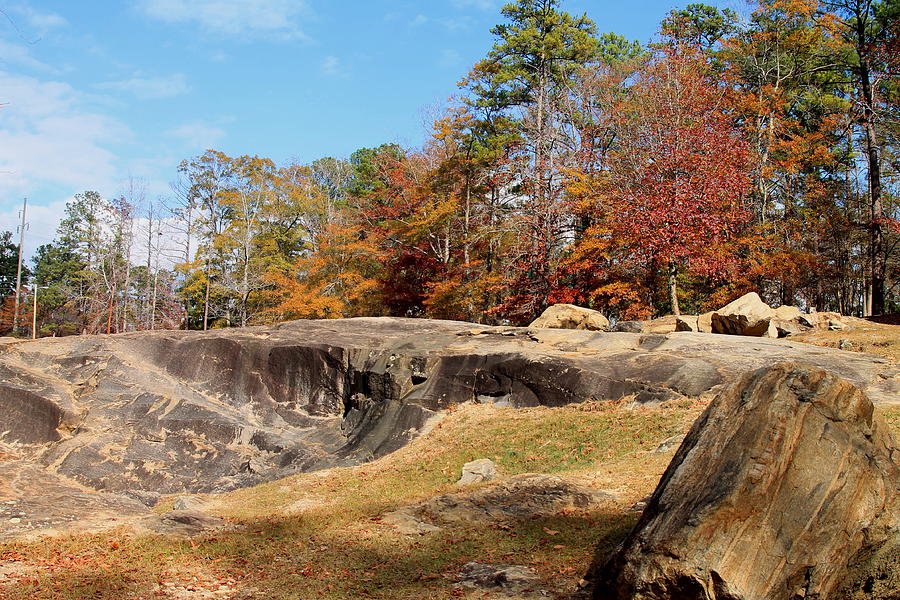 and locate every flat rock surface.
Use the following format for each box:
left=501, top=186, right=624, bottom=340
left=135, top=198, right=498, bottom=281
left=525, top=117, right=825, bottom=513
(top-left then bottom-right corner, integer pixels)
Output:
left=0, top=317, right=896, bottom=539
